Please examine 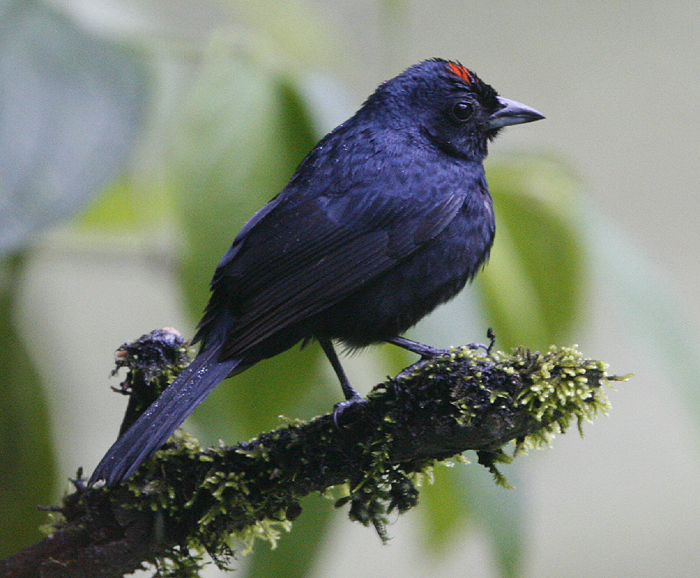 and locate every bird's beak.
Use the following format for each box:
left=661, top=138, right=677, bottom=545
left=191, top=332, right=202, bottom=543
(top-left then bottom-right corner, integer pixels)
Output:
left=488, top=97, right=545, bottom=129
